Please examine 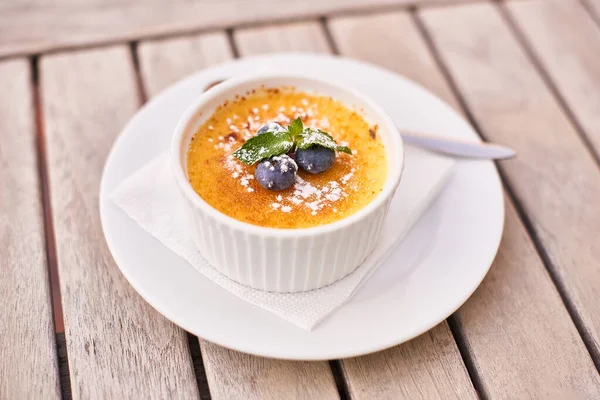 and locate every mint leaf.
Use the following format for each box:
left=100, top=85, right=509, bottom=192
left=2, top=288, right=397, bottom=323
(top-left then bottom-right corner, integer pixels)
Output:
left=296, top=128, right=336, bottom=149
left=296, top=128, right=352, bottom=154
left=336, top=145, right=352, bottom=154
left=287, top=117, right=304, bottom=139
left=233, top=131, right=294, bottom=165
left=233, top=120, right=351, bottom=165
